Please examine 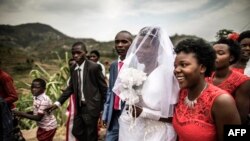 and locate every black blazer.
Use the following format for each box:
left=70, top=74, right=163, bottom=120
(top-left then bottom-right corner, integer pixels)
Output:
left=58, top=60, right=107, bottom=117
